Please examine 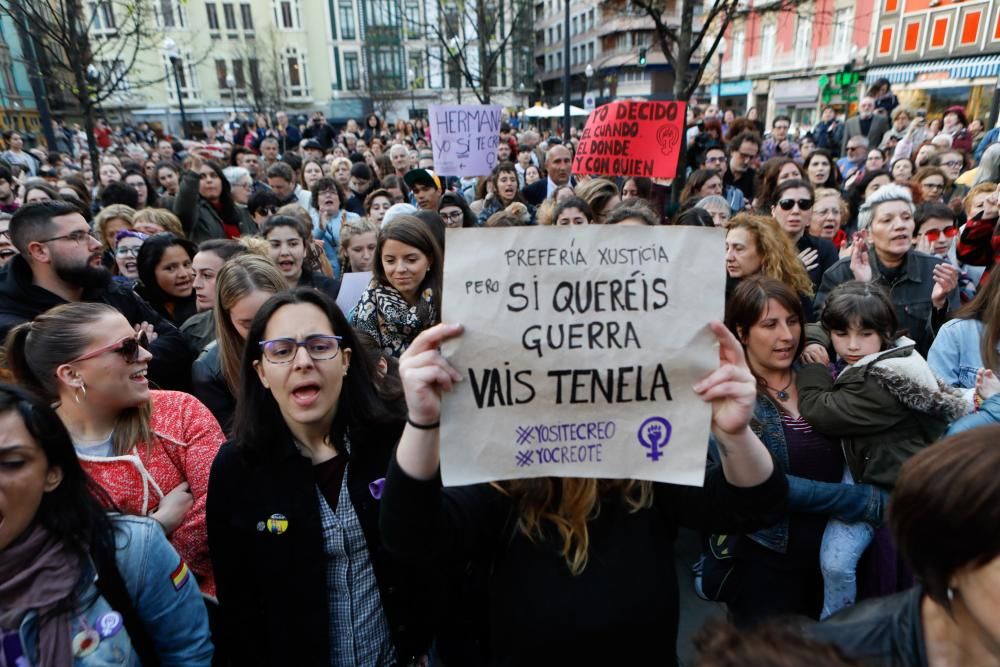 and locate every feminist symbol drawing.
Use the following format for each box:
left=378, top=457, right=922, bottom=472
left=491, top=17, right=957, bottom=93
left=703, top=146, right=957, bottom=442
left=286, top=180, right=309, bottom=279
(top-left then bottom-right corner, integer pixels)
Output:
left=656, top=124, right=680, bottom=157
left=637, top=417, right=672, bottom=461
